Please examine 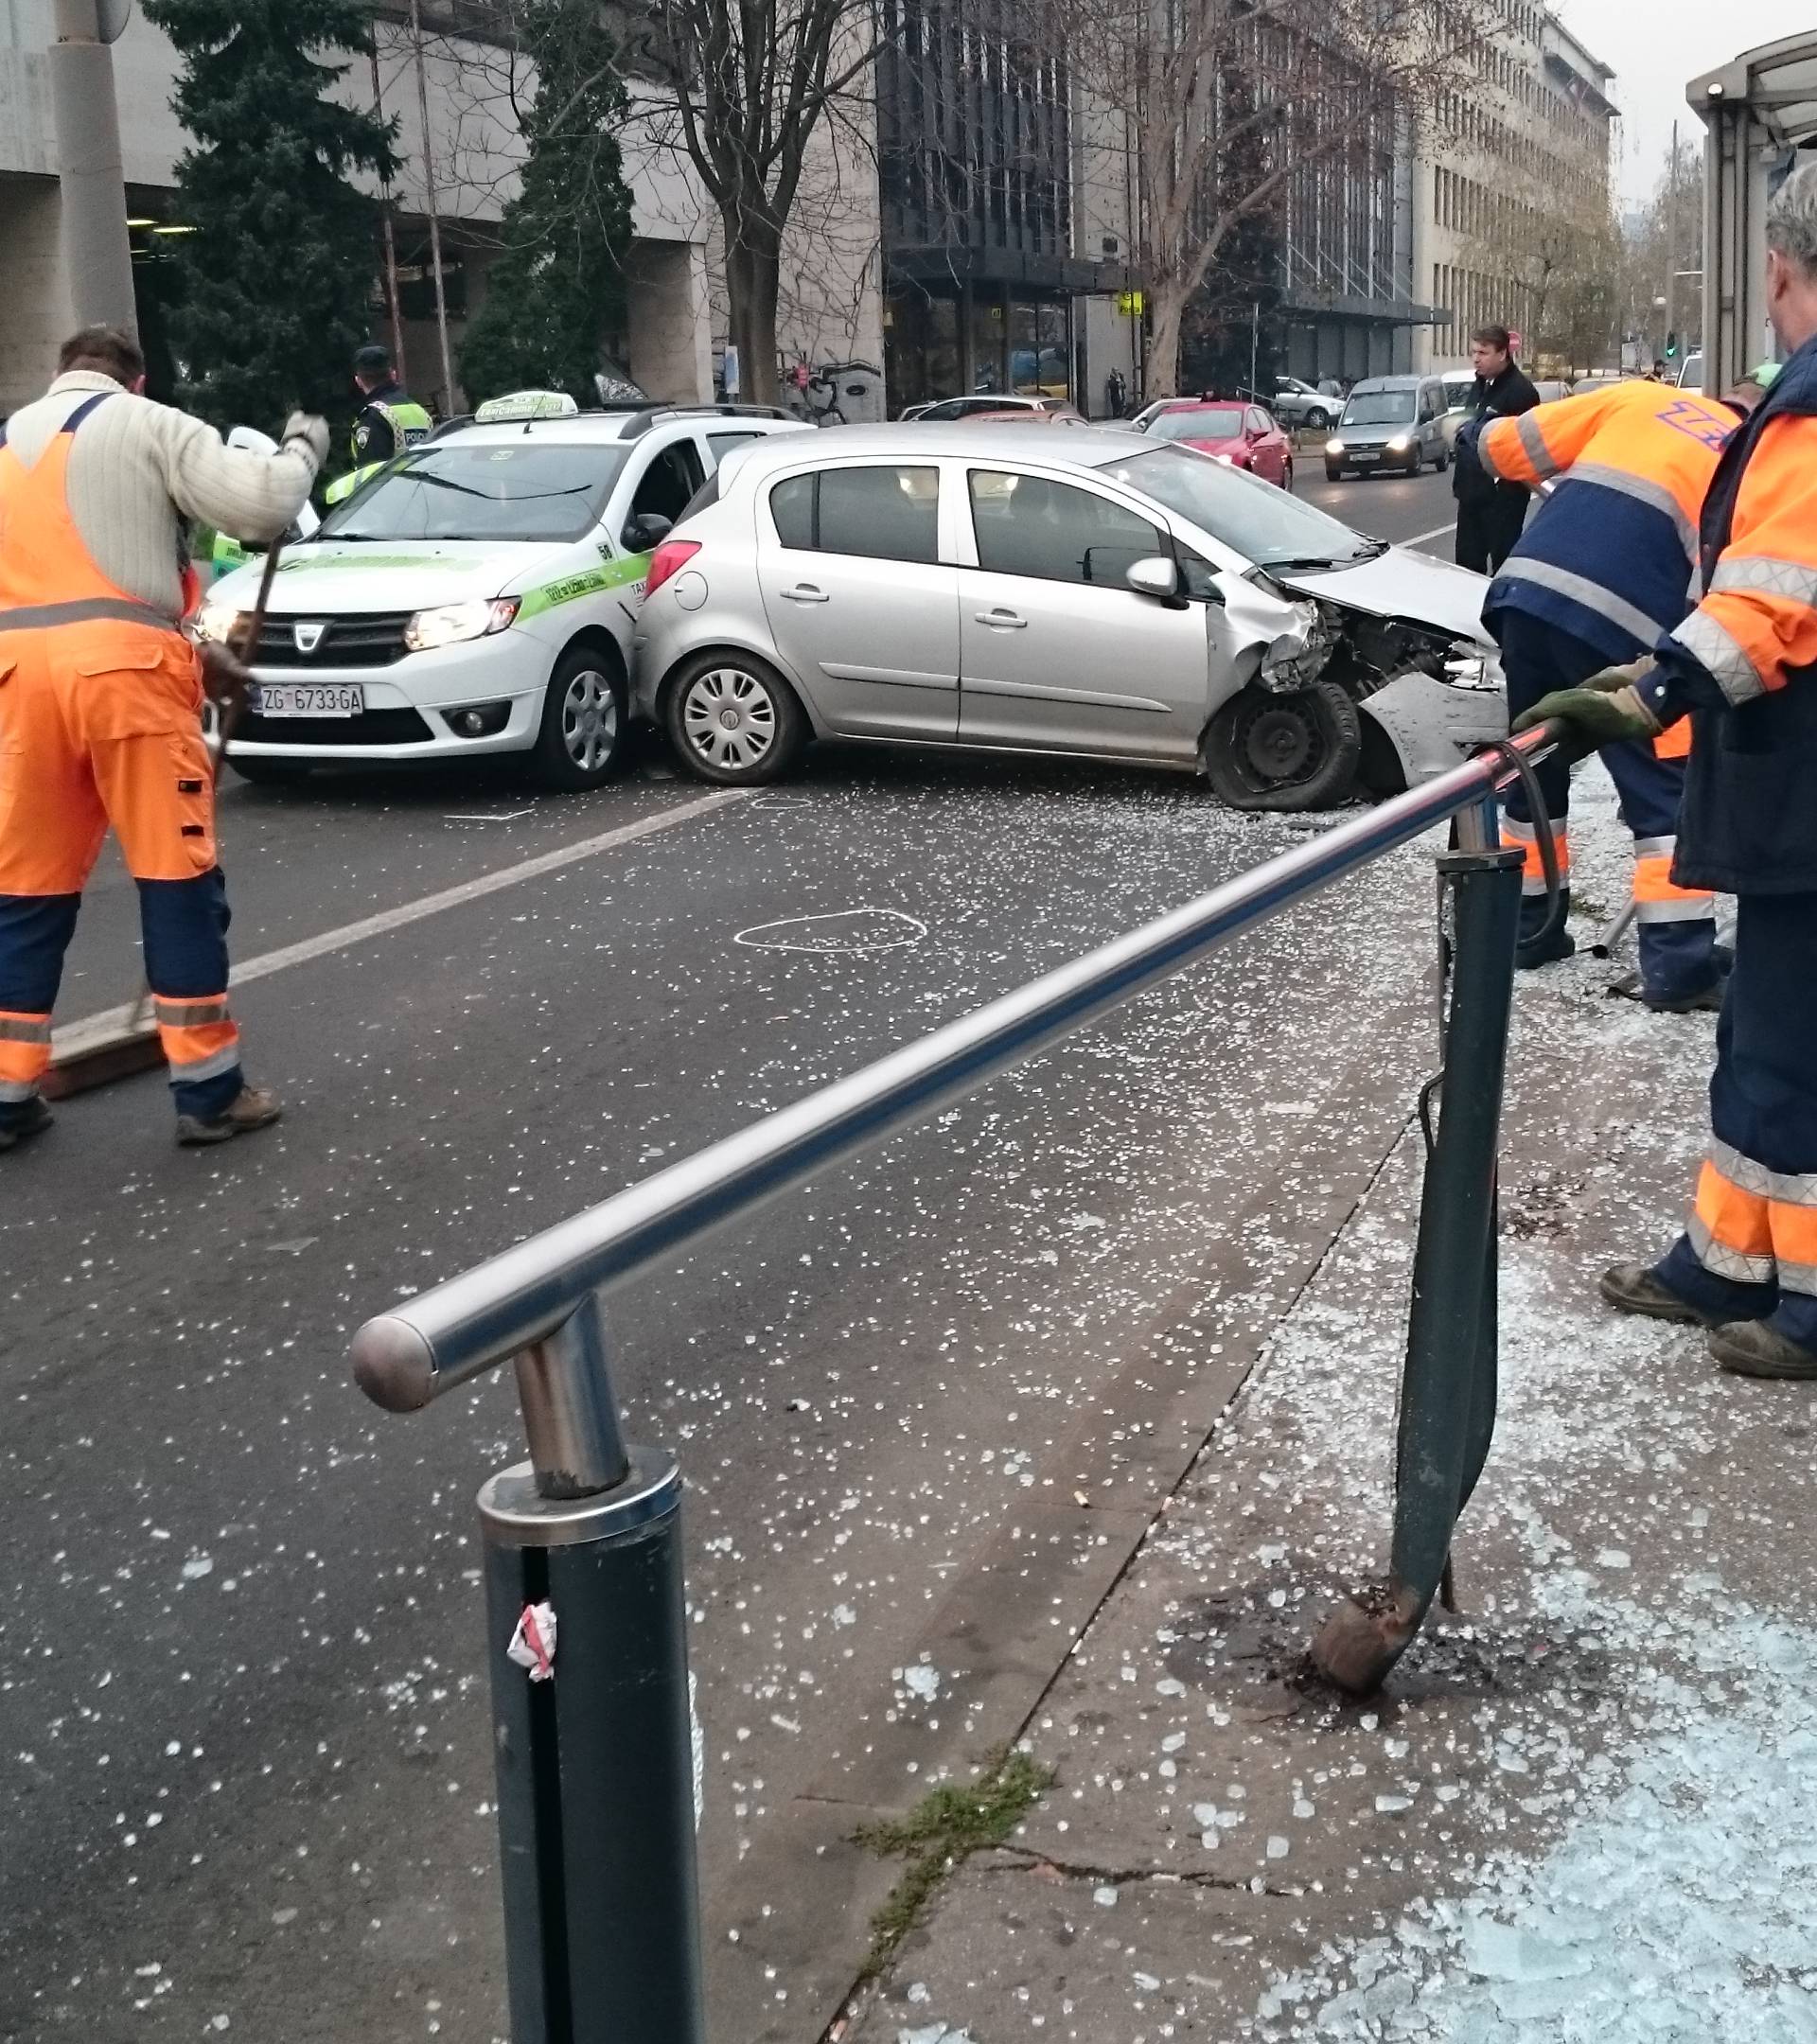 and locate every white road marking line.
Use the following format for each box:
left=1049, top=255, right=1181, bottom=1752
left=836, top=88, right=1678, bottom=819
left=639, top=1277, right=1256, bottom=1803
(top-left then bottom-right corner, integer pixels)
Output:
left=1403, top=520, right=1459, bottom=546
left=51, top=787, right=749, bottom=1058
